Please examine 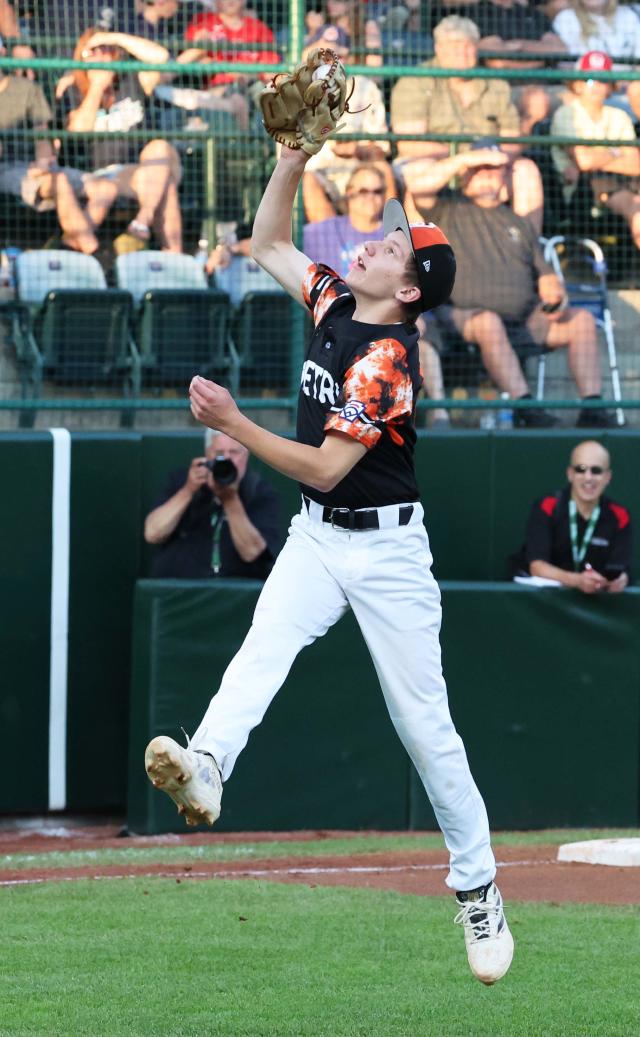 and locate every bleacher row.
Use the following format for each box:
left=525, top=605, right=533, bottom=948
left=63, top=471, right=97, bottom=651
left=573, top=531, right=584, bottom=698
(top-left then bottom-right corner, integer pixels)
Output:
left=2, top=1, right=640, bottom=425
left=3, top=249, right=293, bottom=405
